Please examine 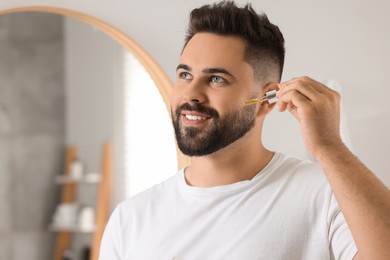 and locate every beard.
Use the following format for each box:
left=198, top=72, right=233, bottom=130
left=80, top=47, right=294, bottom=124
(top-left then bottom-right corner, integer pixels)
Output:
left=172, top=102, right=256, bottom=156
